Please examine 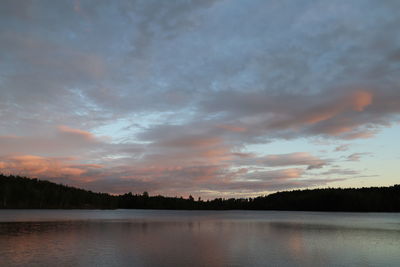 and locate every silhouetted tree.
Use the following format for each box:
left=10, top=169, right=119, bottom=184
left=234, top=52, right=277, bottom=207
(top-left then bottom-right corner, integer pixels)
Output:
left=1, top=174, right=399, bottom=211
